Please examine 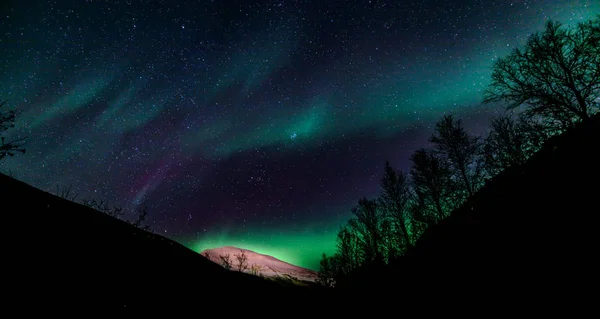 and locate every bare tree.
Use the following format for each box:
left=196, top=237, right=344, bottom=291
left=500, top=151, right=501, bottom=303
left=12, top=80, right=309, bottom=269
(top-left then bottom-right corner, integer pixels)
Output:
left=82, top=197, right=150, bottom=231
left=407, top=196, right=429, bottom=240
left=55, top=184, right=79, bottom=201
left=483, top=114, right=546, bottom=176
left=249, top=264, right=263, bottom=276
left=347, top=198, right=385, bottom=265
left=410, top=149, right=458, bottom=223
left=219, top=253, right=232, bottom=270
left=234, top=250, right=249, bottom=272
left=430, top=115, right=483, bottom=198
left=203, top=252, right=212, bottom=261
left=334, top=225, right=361, bottom=277
left=82, top=198, right=124, bottom=218
left=129, top=206, right=151, bottom=231
left=378, top=217, right=396, bottom=262
left=0, top=99, right=26, bottom=162
left=317, top=253, right=336, bottom=288
left=484, top=17, right=600, bottom=128
left=379, top=161, right=413, bottom=254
